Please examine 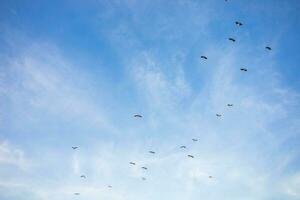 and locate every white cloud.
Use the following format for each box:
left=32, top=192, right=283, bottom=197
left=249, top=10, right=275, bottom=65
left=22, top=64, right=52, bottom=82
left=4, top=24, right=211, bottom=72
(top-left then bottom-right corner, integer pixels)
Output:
left=0, top=141, right=29, bottom=170
left=0, top=1, right=299, bottom=200
left=3, top=42, right=118, bottom=134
